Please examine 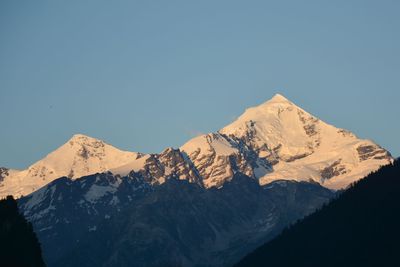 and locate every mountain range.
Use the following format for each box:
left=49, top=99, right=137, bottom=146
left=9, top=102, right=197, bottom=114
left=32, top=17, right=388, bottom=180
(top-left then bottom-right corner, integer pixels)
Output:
left=1, top=94, right=392, bottom=198
left=1, top=93, right=393, bottom=266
